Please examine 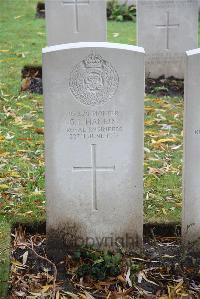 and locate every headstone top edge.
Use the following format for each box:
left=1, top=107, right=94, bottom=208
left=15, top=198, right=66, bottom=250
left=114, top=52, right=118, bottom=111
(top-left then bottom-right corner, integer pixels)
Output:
left=42, top=42, right=145, bottom=54
left=45, top=0, right=105, bottom=2
left=137, top=0, right=198, bottom=2
left=186, top=48, right=200, bottom=56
